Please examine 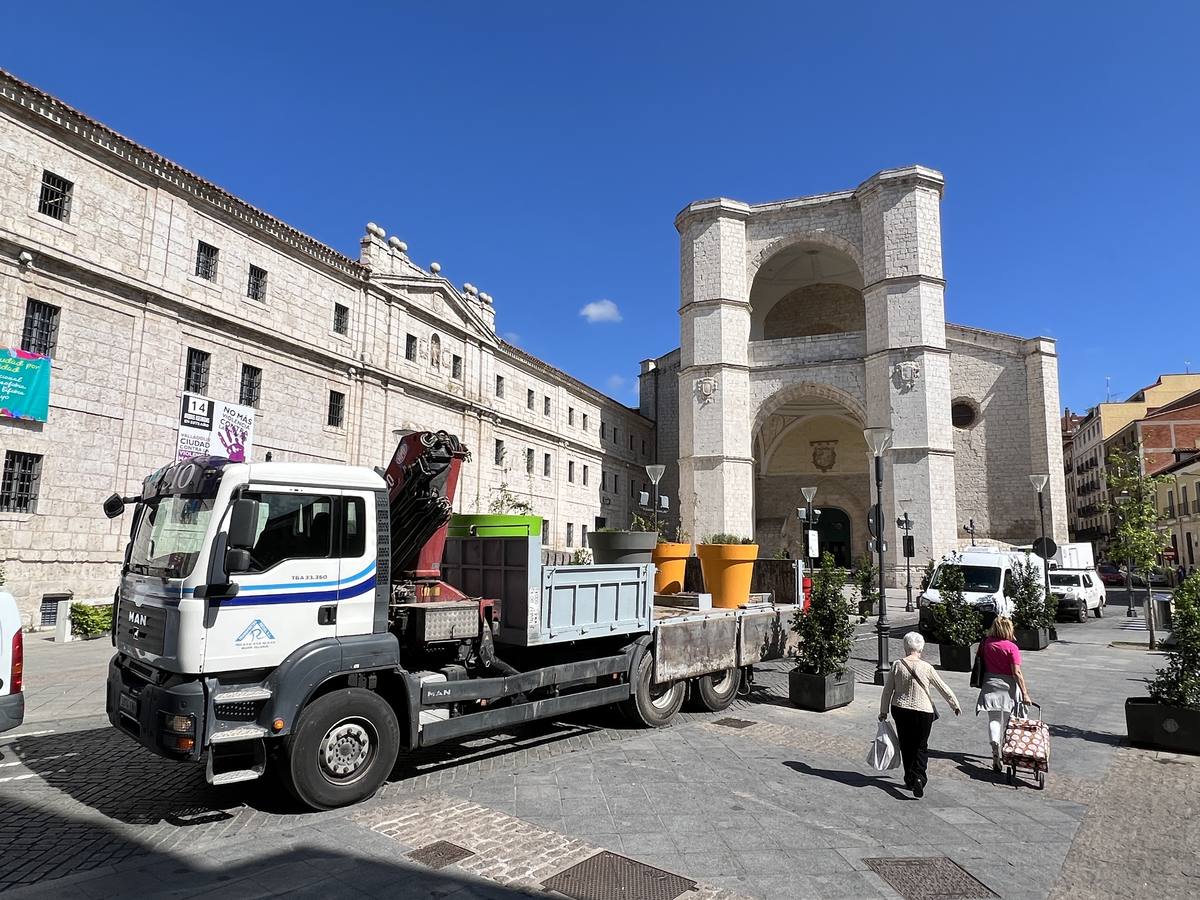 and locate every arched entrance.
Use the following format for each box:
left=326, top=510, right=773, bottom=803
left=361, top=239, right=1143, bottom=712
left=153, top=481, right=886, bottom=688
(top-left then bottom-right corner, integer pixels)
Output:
left=813, top=507, right=852, bottom=568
